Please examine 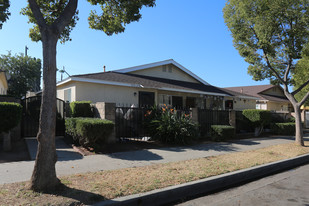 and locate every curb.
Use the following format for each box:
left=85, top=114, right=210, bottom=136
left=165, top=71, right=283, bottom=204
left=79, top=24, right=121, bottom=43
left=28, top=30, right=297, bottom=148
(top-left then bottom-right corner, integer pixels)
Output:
left=93, top=153, right=309, bottom=206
